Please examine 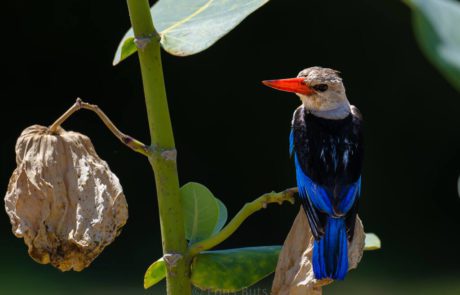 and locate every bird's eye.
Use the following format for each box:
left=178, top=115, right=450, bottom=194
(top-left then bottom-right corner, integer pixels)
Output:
left=312, top=84, right=328, bottom=92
